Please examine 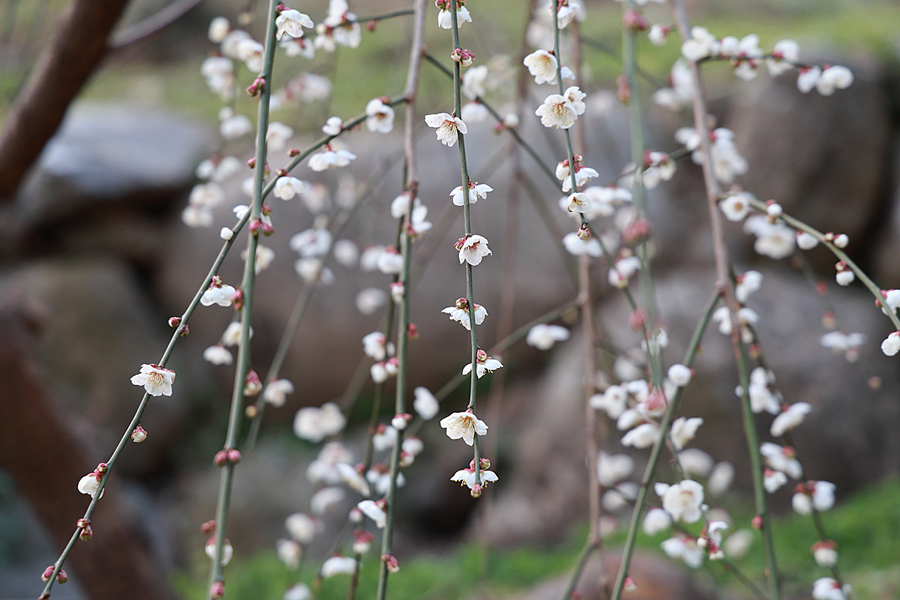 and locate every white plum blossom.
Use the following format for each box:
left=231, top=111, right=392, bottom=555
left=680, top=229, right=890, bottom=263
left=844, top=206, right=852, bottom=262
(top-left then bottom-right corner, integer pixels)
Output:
left=442, top=299, right=487, bottom=331
left=712, top=305, right=759, bottom=345
left=718, top=192, right=753, bottom=222
left=523, top=49, right=573, bottom=85
left=276, top=9, right=314, bottom=40
left=461, top=65, right=488, bottom=100
left=203, top=345, right=233, bottom=365
left=362, top=332, right=393, bottom=361
left=535, top=86, right=586, bottom=129
left=797, top=65, right=822, bottom=93
left=642, top=507, right=672, bottom=535
left=205, top=537, right=233, bottom=566
left=237, top=38, right=265, bottom=72
left=274, top=177, right=308, bottom=200
left=681, top=26, right=719, bottom=61
left=661, top=536, right=704, bottom=568
left=322, top=116, right=342, bottom=135
left=365, top=98, right=395, bottom=133
left=290, top=228, right=332, bottom=258
left=462, top=351, right=503, bottom=378
left=766, top=39, right=799, bottom=76
left=437, top=5, right=471, bottom=29
left=589, top=385, right=628, bottom=419
left=836, top=269, right=855, bottom=286
left=130, top=364, right=175, bottom=397
left=653, top=59, right=693, bottom=111
left=308, top=148, right=356, bottom=171
left=562, top=232, right=601, bottom=257
left=293, top=402, right=346, bottom=442
left=451, top=465, right=499, bottom=490
left=460, top=101, right=489, bottom=123
left=621, top=423, right=658, bottom=449
left=357, top=500, right=387, bottom=528
left=760, top=442, right=802, bottom=479
left=792, top=480, right=836, bottom=515
left=608, top=255, right=642, bottom=288
left=425, top=113, right=467, bottom=146
left=440, top=410, right=487, bottom=446
left=77, top=471, right=103, bottom=498
left=670, top=417, right=703, bottom=451
left=220, top=112, right=253, bottom=139
left=881, top=331, right=900, bottom=356
left=819, top=331, right=866, bottom=362
left=597, top=451, right=635, bottom=487
left=735, top=270, right=763, bottom=303
left=276, top=540, right=302, bottom=570
left=816, top=66, right=854, bottom=96
left=208, top=16, right=230, bottom=43
left=679, top=449, right=715, bottom=478
left=813, top=541, right=839, bottom=568
left=745, top=366, right=780, bottom=415
left=201, top=282, right=236, bottom=307
left=450, top=182, right=493, bottom=206
left=661, top=479, right=705, bottom=523
left=667, top=364, right=692, bottom=387
left=764, top=468, right=788, bottom=493
left=457, top=234, right=492, bottom=266
left=264, top=379, right=294, bottom=407
left=526, top=324, right=570, bottom=350
left=285, top=513, right=321, bottom=544
left=282, top=37, right=315, bottom=59
left=770, top=402, right=812, bottom=437
left=376, top=247, right=404, bottom=274
left=708, top=462, right=735, bottom=496
left=642, top=152, right=676, bottom=189
left=321, top=556, right=357, bottom=578
left=648, top=24, right=669, bottom=46
left=813, top=577, right=850, bottom=600
left=413, top=387, right=439, bottom=420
